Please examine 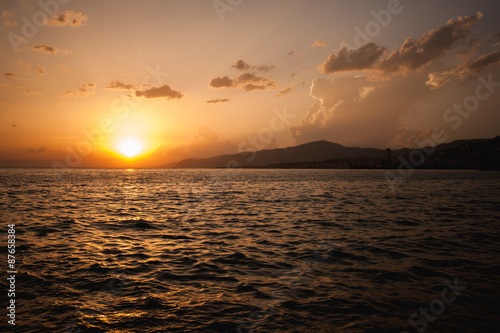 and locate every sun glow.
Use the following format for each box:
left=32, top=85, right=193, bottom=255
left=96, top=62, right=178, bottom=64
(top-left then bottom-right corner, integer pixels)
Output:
left=119, top=138, right=142, bottom=158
